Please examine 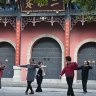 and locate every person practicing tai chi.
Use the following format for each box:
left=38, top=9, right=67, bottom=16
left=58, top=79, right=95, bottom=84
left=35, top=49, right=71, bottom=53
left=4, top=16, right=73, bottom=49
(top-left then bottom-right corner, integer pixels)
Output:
left=76, top=61, right=93, bottom=93
left=19, top=59, right=39, bottom=95
left=60, top=56, right=78, bottom=96
left=36, top=61, right=46, bottom=92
